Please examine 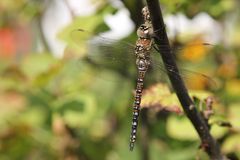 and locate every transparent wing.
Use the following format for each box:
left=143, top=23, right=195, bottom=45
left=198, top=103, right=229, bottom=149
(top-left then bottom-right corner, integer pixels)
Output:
left=69, top=28, right=216, bottom=87
left=69, top=29, right=137, bottom=82
left=149, top=55, right=217, bottom=89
